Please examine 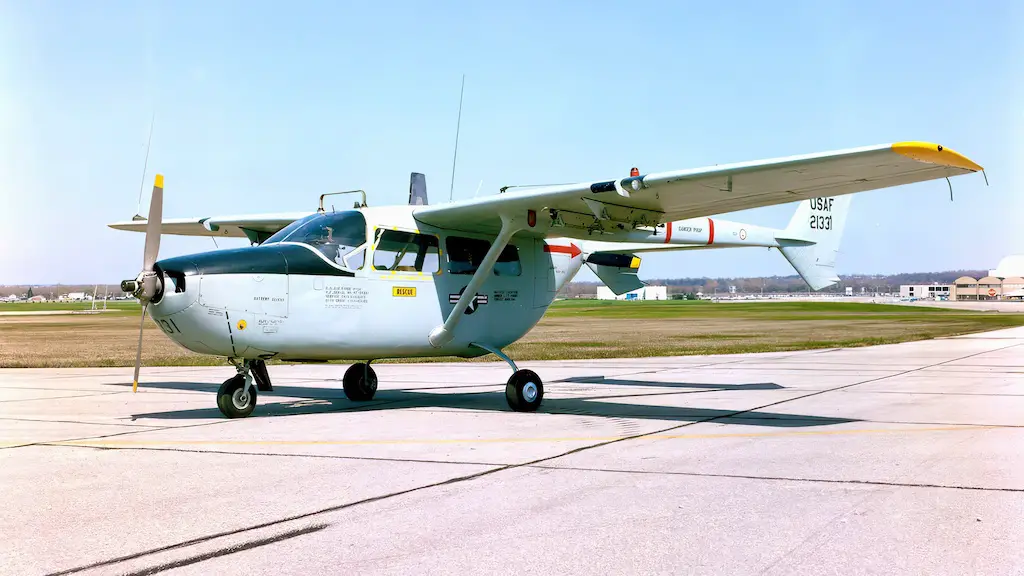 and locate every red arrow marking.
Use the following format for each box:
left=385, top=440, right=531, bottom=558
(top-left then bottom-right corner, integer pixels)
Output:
left=544, top=243, right=582, bottom=258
